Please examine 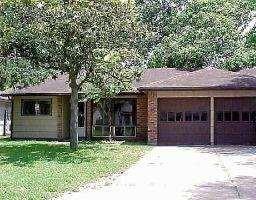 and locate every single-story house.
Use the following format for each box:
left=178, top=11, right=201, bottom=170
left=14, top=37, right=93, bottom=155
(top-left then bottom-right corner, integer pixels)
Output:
left=2, top=67, right=256, bottom=145
left=0, top=96, right=11, bottom=136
